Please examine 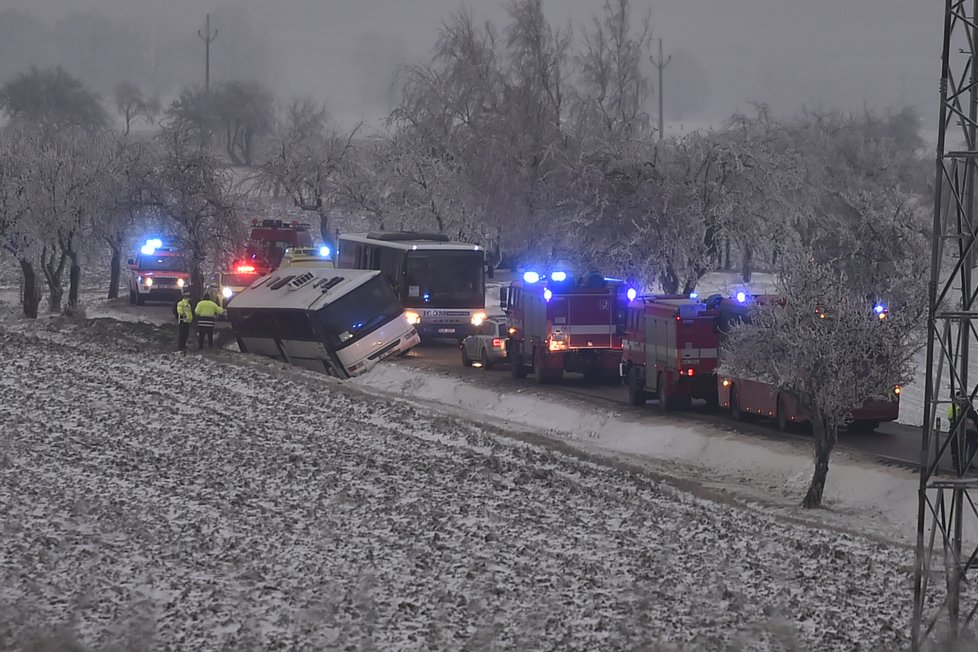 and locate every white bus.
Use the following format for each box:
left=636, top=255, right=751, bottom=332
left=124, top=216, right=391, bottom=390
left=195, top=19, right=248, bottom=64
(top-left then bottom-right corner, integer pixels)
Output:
left=226, top=267, right=420, bottom=378
left=336, top=232, right=486, bottom=340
